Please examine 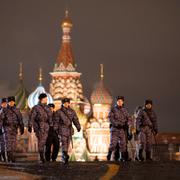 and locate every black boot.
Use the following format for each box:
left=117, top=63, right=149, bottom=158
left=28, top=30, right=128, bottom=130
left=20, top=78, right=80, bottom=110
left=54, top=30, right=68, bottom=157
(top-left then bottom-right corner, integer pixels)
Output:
left=120, top=152, right=126, bottom=162
left=107, top=150, right=112, bottom=161
left=124, top=150, right=131, bottom=161
left=7, top=151, right=11, bottom=162
left=139, top=149, right=144, bottom=161
left=39, top=152, right=45, bottom=163
left=62, top=151, right=69, bottom=164
left=138, top=149, right=144, bottom=161
left=146, top=151, right=152, bottom=161
left=11, top=152, right=15, bottom=163
left=2, top=152, right=6, bottom=162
